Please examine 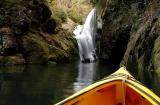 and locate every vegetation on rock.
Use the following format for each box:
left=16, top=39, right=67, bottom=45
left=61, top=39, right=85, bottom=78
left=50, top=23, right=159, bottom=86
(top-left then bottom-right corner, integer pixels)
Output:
left=49, top=0, right=92, bottom=25
left=97, top=0, right=160, bottom=72
left=0, top=0, right=92, bottom=65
